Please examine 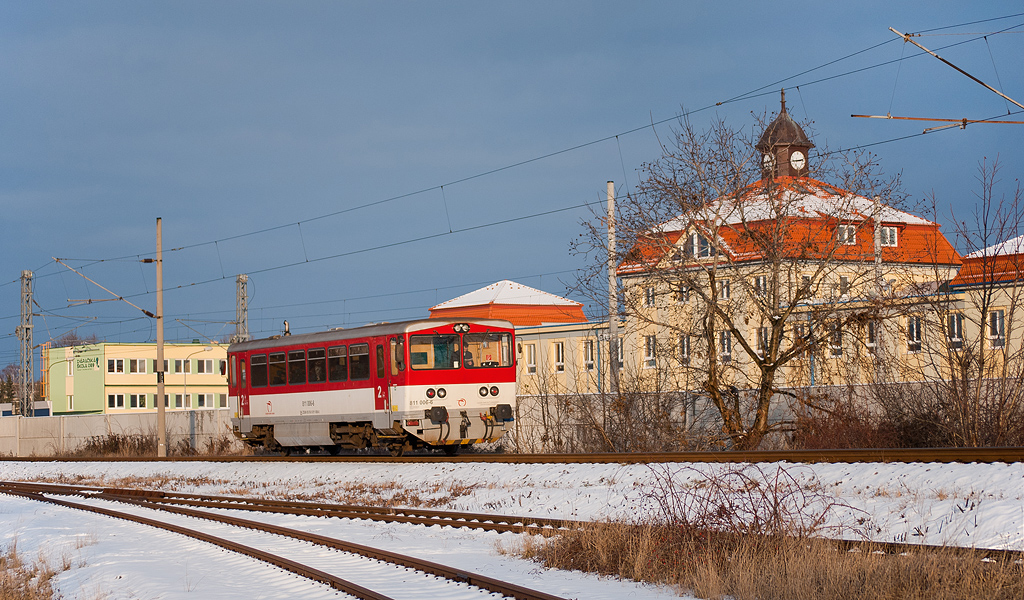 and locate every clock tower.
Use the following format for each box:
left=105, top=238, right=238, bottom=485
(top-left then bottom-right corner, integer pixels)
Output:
left=756, top=89, right=814, bottom=179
